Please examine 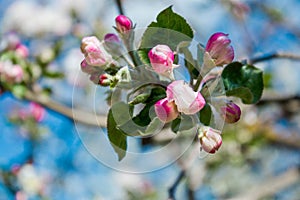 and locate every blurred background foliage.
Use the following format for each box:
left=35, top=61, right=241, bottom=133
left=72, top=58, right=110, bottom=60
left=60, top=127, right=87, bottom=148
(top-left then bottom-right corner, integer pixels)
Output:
left=0, top=0, right=300, bottom=199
